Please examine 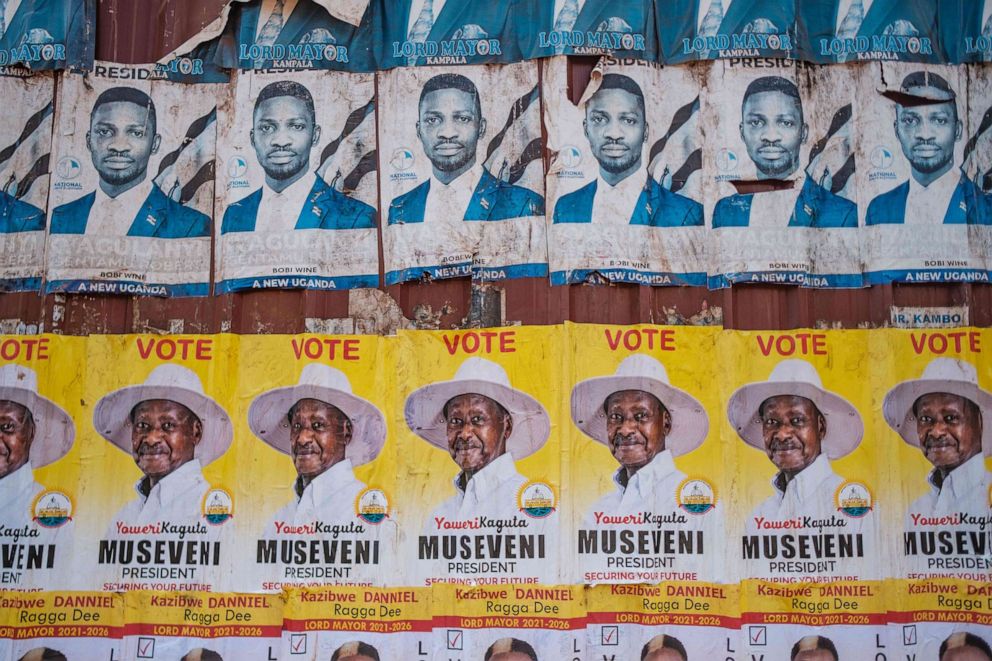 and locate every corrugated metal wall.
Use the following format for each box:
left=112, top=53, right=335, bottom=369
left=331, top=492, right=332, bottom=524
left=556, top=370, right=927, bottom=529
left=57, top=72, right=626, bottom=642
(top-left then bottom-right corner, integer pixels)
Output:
left=0, top=0, right=987, bottom=334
